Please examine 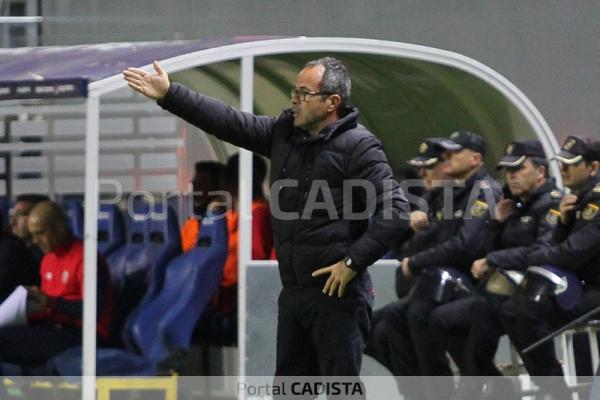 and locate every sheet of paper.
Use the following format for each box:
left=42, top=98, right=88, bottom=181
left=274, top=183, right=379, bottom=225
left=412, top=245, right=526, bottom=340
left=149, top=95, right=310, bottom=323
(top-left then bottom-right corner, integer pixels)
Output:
left=0, top=286, right=28, bottom=327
